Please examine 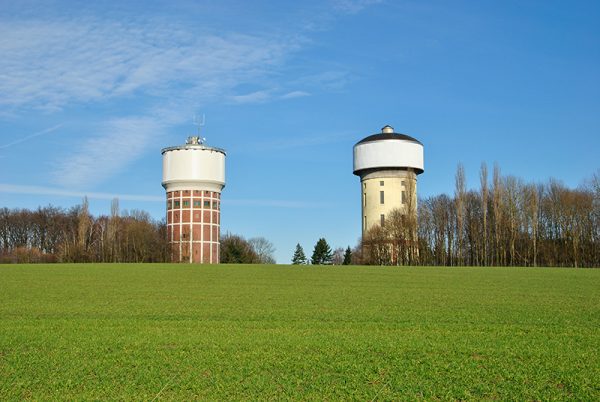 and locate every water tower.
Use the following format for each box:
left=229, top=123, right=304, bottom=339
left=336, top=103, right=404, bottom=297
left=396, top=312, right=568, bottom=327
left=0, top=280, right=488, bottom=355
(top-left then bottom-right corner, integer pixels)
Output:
left=162, top=136, right=226, bottom=263
left=353, top=125, right=424, bottom=236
